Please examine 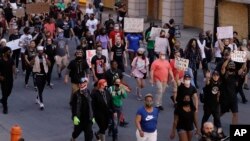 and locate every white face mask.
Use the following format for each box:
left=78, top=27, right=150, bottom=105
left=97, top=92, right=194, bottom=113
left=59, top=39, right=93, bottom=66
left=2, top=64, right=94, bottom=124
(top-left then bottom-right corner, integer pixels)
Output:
left=184, top=80, right=191, bottom=86
left=160, top=56, right=166, bottom=60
